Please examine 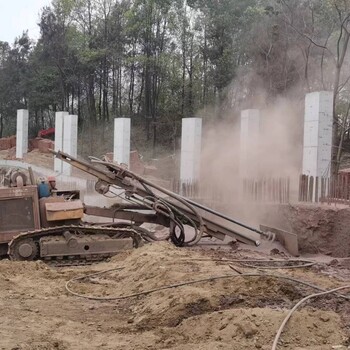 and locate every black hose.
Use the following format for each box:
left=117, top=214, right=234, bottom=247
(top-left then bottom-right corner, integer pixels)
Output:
left=65, top=269, right=350, bottom=301
left=169, top=217, right=185, bottom=246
